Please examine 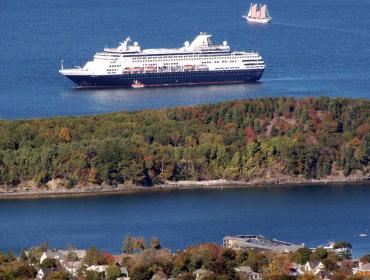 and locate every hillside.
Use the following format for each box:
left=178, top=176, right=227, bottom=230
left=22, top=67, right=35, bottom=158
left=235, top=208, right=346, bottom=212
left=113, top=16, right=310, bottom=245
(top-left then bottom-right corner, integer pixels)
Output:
left=0, top=97, right=369, bottom=192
